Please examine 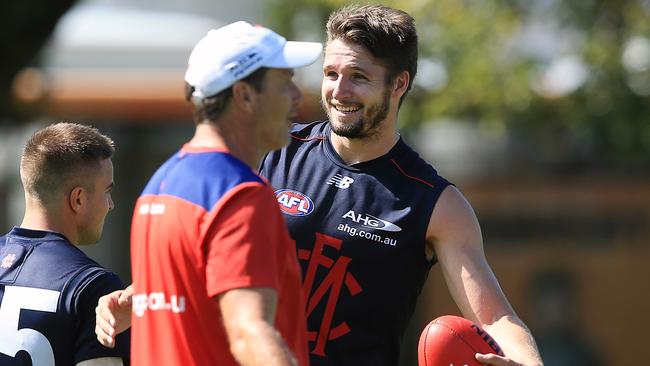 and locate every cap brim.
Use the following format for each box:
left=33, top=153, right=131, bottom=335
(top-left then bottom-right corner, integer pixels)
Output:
left=263, top=41, right=323, bottom=69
